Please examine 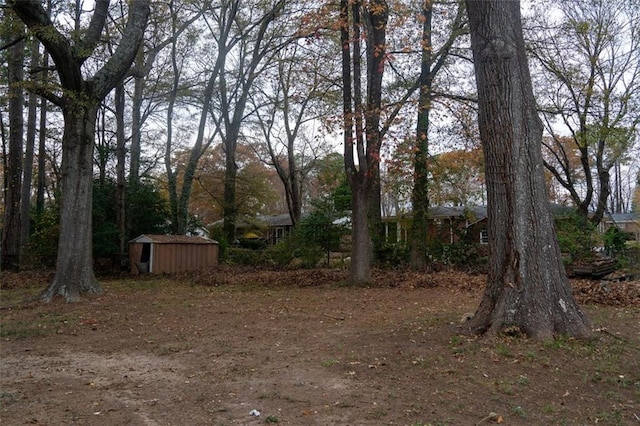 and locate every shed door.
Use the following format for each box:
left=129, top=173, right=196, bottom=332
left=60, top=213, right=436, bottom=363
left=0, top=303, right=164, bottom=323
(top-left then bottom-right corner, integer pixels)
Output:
left=141, top=243, right=151, bottom=262
left=136, top=243, right=152, bottom=273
